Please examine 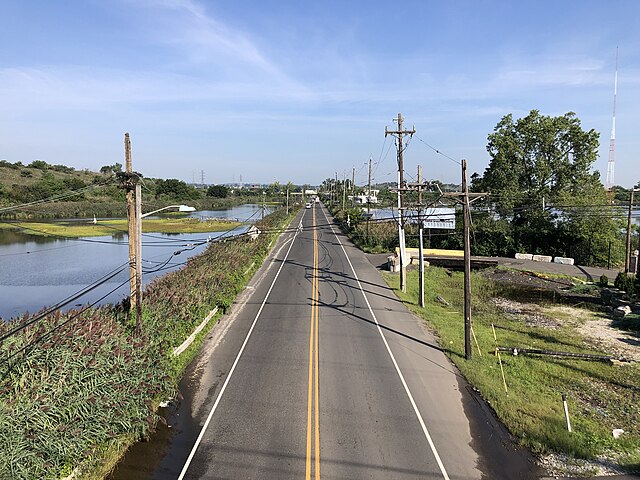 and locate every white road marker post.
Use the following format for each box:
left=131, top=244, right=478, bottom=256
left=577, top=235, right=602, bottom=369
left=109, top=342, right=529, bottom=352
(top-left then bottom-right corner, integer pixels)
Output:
left=562, top=393, right=572, bottom=432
